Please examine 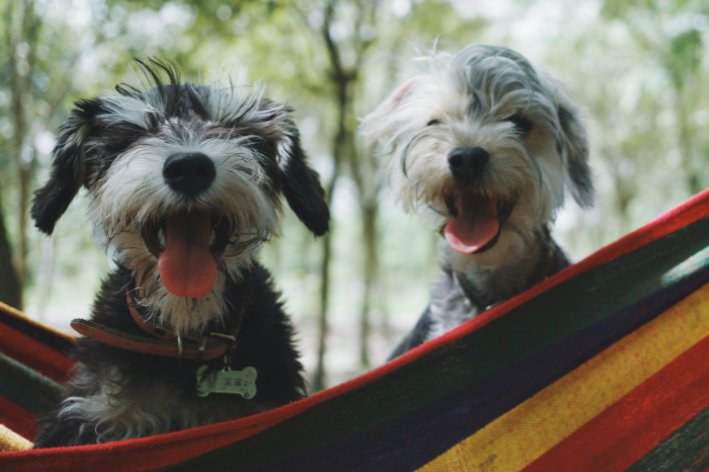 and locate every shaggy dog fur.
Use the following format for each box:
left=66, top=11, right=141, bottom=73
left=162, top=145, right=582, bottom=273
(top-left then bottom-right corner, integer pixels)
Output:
left=31, top=60, right=328, bottom=447
left=361, top=44, right=594, bottom=359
